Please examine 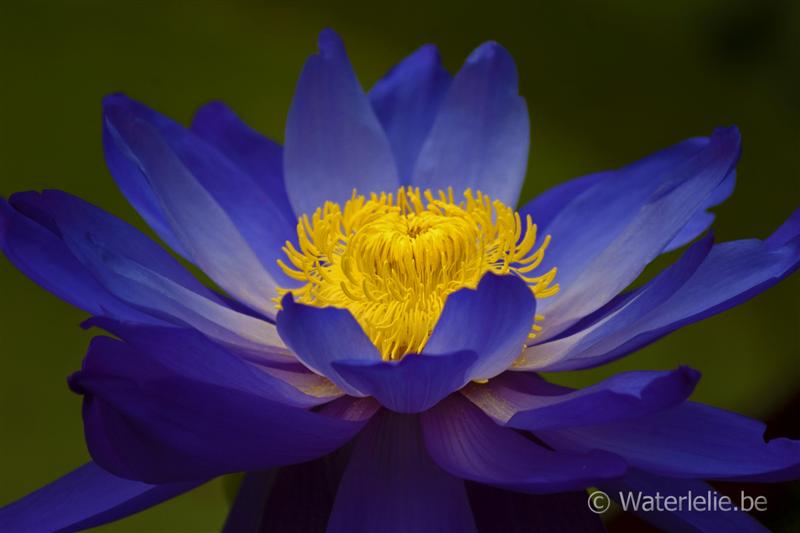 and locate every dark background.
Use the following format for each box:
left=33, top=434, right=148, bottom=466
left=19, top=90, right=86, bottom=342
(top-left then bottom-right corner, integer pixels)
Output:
left=1, top=0, right=798, bottom=530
